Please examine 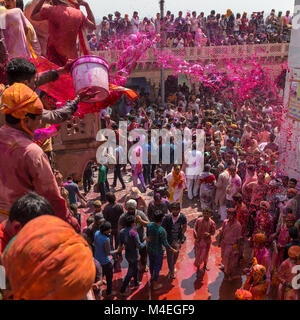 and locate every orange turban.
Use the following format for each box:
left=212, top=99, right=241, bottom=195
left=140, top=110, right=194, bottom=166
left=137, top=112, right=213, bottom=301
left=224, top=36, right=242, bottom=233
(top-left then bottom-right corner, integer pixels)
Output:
left=1, top=83, right=43, bottom=120
left=226, top=9, right=232, bottom=17
left=253, top=233, right=267, bottom=244
left=252, top=264, right=266, bottom=278
left=235, top=289, right=252, bottom=300
left=1, top=215, right=95, bottom=300
left=288, top=246, right=300, bottom=259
